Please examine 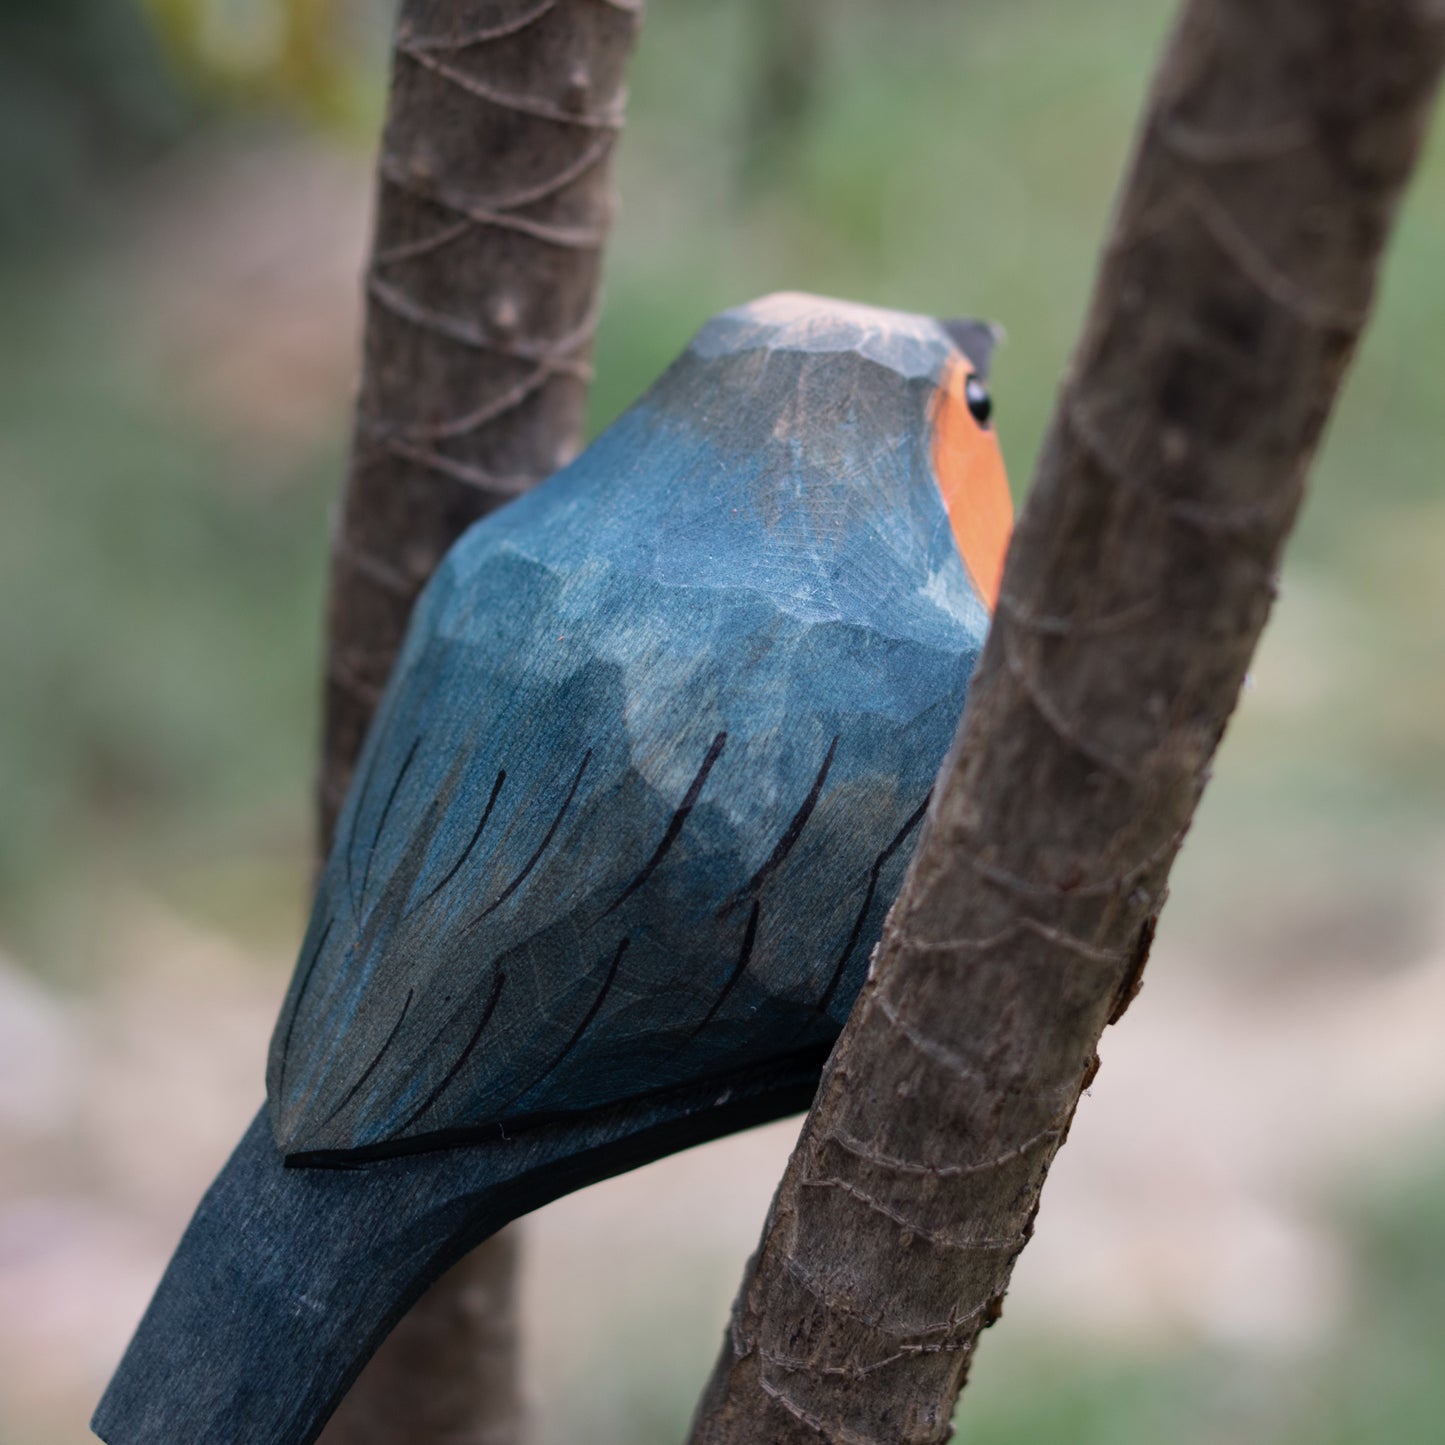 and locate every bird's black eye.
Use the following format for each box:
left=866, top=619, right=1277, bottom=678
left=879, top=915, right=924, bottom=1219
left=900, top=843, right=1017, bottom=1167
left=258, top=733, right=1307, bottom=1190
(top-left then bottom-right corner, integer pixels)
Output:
left=964, top=374, right=993, bottom=428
